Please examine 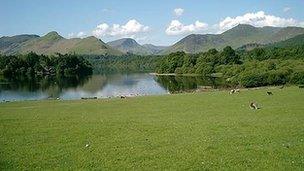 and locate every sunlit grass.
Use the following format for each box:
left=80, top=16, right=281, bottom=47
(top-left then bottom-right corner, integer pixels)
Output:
left=0, top=86, right=304, bottom=170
